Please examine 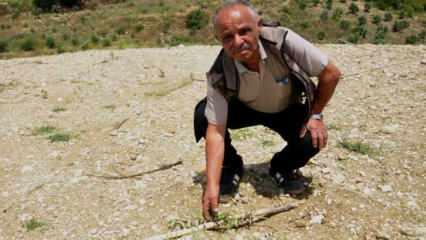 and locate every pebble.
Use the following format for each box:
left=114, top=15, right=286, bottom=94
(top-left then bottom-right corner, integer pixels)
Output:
left=310, top=214, right=324, bottom=225
left=400, top=224, right=426, bottom=237
left=380, top=185, right=393, bottom=193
